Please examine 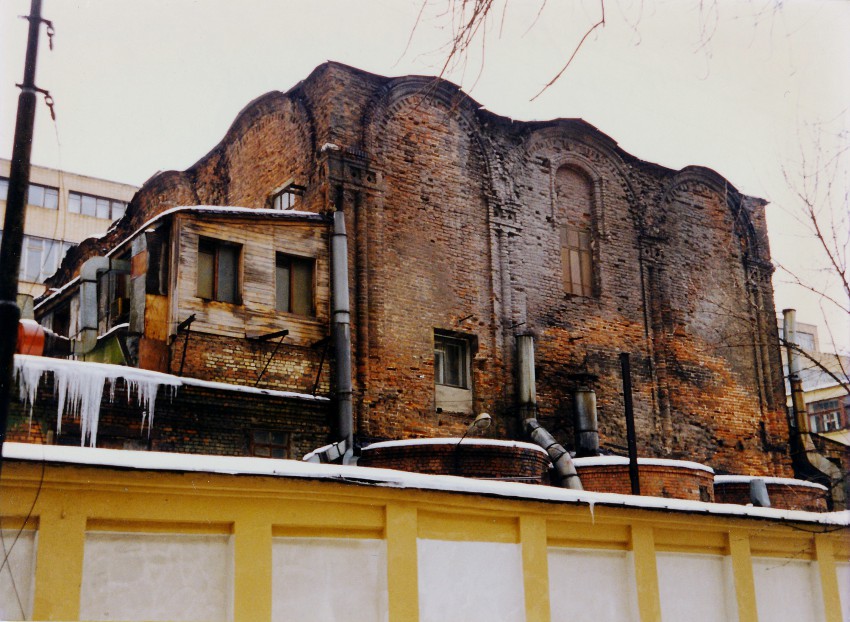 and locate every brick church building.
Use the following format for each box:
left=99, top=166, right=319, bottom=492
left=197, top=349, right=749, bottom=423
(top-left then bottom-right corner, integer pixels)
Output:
left=29, top=62, right=790, bottom=480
